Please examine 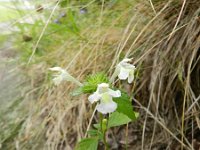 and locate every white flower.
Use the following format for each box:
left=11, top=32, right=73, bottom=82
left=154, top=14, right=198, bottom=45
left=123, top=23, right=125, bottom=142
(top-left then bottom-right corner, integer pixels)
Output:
left=49, top=67, right=82, bottom=86
left=88, top=83, right=121, bottom=114
left=111, top=58, right=136, bottom=84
